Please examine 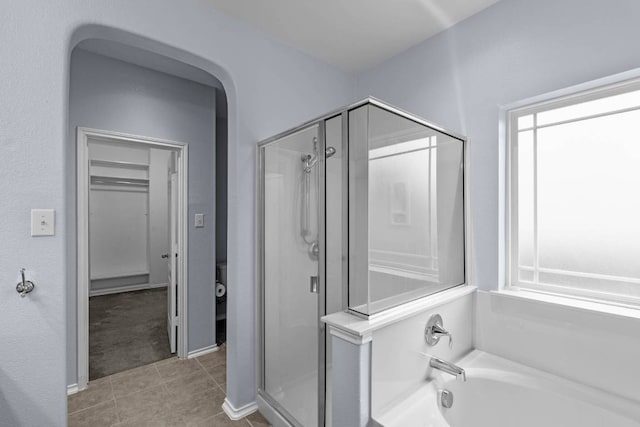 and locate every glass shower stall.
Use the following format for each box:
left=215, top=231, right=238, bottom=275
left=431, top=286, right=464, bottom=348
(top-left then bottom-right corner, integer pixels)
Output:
left=257, top=98, right=468, bottom=427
